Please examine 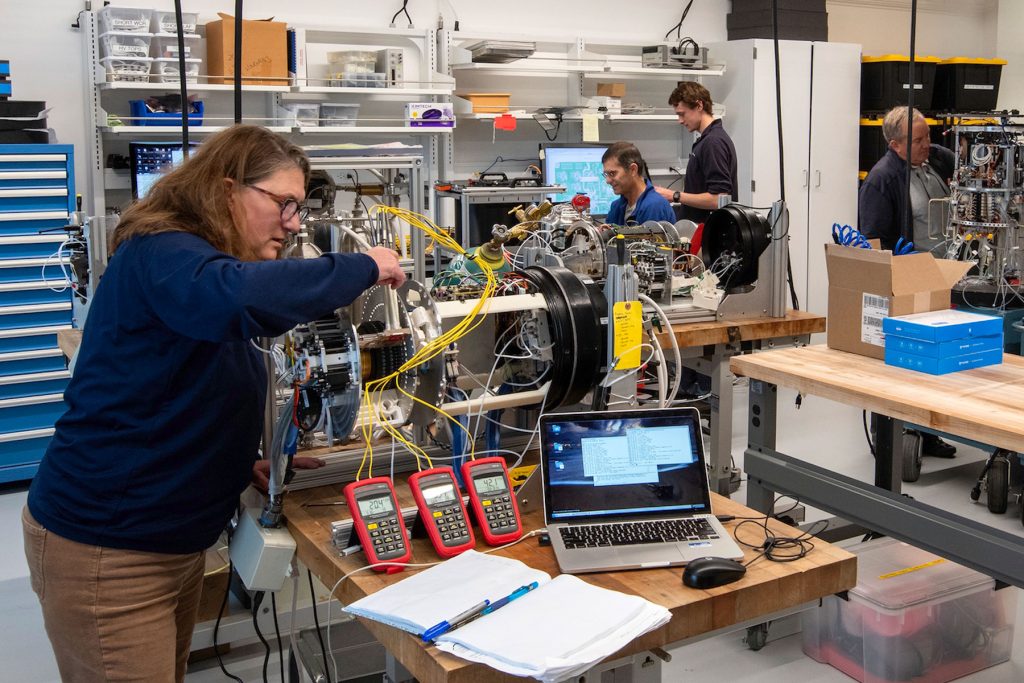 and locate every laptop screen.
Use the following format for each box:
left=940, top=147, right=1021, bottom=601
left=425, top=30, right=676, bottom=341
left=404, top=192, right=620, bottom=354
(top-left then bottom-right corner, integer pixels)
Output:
left=540, top=408, right=712, bottom=522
